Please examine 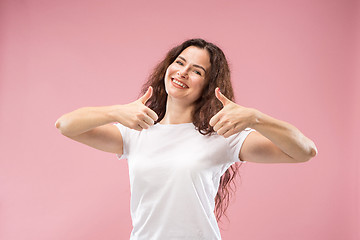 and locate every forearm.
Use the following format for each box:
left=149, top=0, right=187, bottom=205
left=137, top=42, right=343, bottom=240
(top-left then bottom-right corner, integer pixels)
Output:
left=251, top=109, right=318, bottom=162
left=55, top=106, right=117, bottom=137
